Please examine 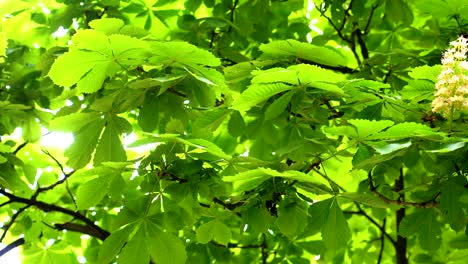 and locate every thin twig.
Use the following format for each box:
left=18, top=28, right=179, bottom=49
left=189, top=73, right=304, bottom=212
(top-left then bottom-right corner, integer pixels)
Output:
left=0, top=189, right=109, bottom=240
left=54, top=222, right=109, bottom=241
left=0, top=237, right=25, bottom=257
left=367, top=170, right=439, bottom=208
left=377, top=218, right=386, bottom=264
left=364, top=4, right=380, bottom=35
left=31, top=150, right=76, bottom=200
left=0, top=205, right=31, bottom=242
left=13, top=142, right=28, bottom=155
left=311, top=165, right=396, bottom=246
left=261, top=234, right=268, bottom=264
left=314, top=4, right=350, bottom=42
